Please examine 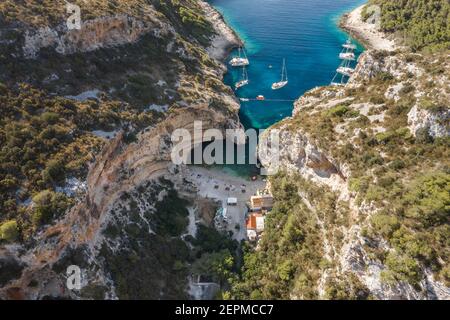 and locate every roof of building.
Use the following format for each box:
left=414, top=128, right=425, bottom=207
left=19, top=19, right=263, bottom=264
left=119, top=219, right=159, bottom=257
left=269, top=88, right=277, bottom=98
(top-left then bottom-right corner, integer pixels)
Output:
left=246, top=213, right=263, bottom=230
left=250, top=195, right=274, bottom=209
